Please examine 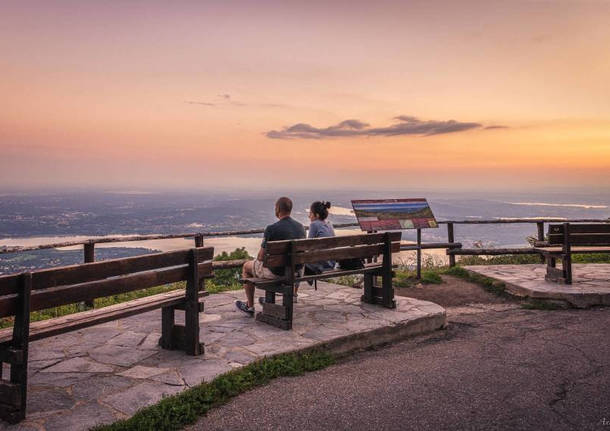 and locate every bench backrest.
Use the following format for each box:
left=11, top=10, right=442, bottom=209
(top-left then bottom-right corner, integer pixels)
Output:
left=263, top=232, right=402, bottom=268
left=547, top=223, right=610, bottom=246
left=0, top=247, right=214, bottom=319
